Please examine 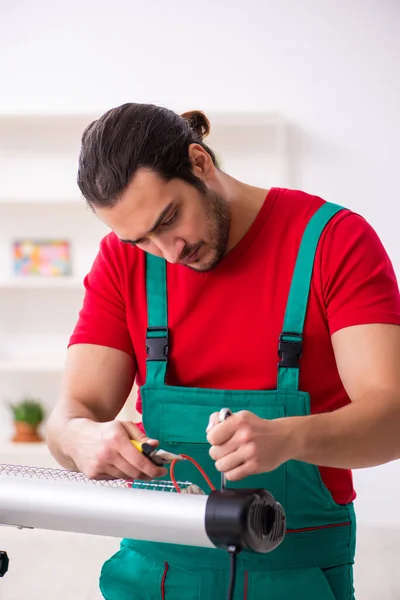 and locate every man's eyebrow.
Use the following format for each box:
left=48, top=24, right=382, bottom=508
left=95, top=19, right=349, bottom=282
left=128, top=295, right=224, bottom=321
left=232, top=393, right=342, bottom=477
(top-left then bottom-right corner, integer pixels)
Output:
left=120, top=201, right=175, bottom=245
